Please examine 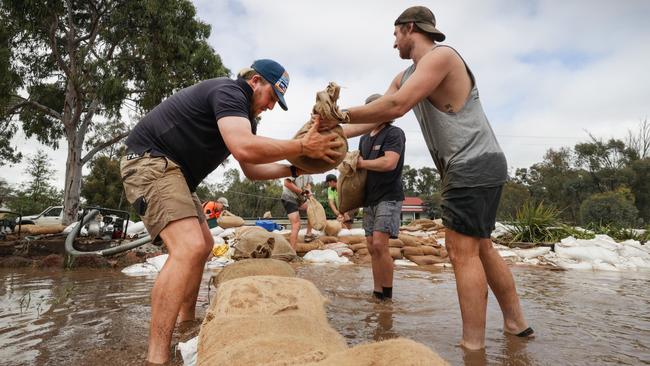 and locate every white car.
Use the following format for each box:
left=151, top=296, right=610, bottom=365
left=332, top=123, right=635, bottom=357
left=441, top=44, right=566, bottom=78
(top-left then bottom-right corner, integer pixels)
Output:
left=18, top=206, right=65, bottom=226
